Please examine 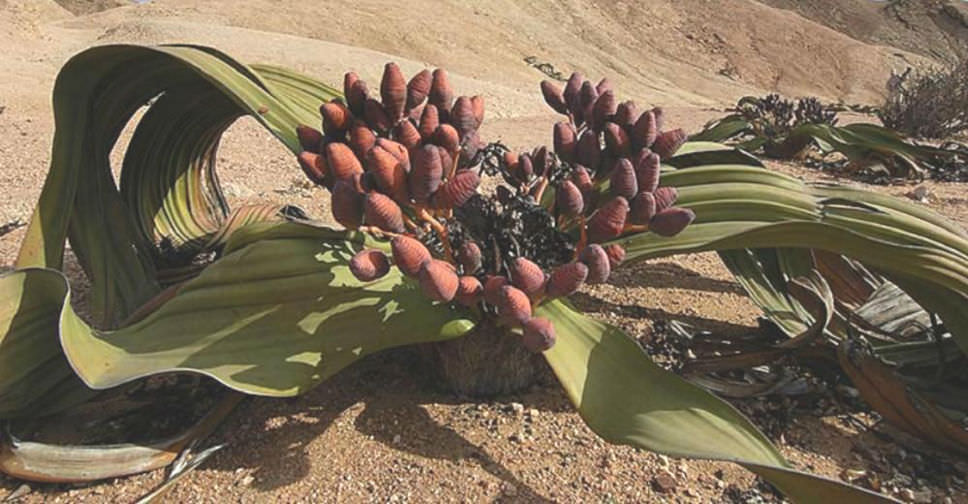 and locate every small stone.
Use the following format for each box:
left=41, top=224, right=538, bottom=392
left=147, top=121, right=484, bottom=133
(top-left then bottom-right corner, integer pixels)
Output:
left=652, top=471, right=677, bottom=493
left=239, top=475, right=255, bottom=487
left=657, top=454, right=670, bottom=468
left=906, top=185, right=930, bottom=202
left=393, top=434, right=401, bottom=444
left=222, top=182, right=255, bottom=199
left=910, top=490, right=932, bottom=504
left=899, top=489, right=915, bottom=502
left=501, top=482, right=518, bottom=496
left=528, top=408, right=539, bottom=418
left=510, top=402, right=524, bottom=416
